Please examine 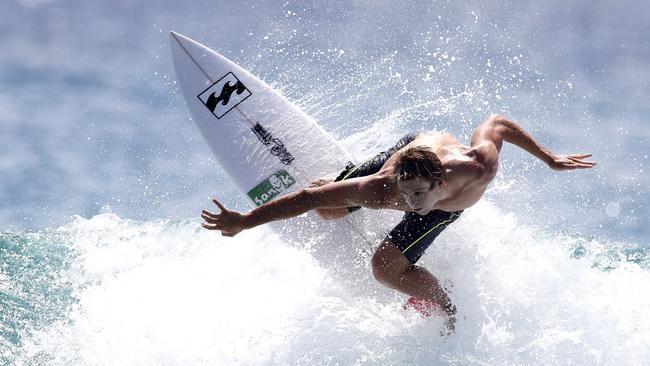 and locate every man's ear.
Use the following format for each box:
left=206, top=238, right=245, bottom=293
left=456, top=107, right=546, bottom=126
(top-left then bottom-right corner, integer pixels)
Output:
left=427, top=180, right=436, bottom=190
